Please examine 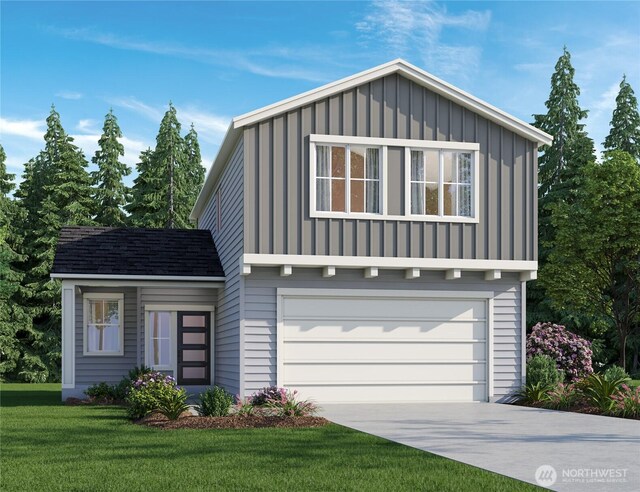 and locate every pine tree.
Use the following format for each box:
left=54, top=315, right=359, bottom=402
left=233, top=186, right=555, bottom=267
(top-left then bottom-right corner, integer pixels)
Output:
left=529, top=47, right=596, bottom=329
left=183, top=124, right=205, bottom=220
left=0, top=145, right=31, bottom=380
left=126, top=148, right=163, bottom=227
left=91, top=109, right=131, bottom=226
left=604, top=76, right=640, bottom=161
left=14, top=106, right=94, bottom=382
left=127, top=103, right=193, bottom=228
